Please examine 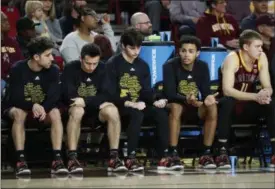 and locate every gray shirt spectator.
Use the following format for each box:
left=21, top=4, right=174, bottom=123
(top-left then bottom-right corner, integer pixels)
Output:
left=60, top=24, right=115, bottom=63
left=169, top=0, right=206, bottom=24
left=45, top=18, right=63, bottom=43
